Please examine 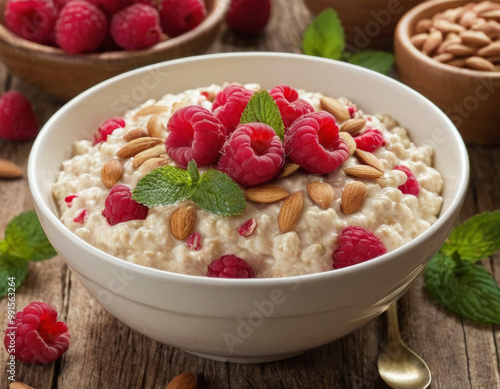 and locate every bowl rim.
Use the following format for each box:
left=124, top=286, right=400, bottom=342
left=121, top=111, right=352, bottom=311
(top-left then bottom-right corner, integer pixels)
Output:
left=28, top=51, right=470, bottom=287
left=395, top=0, right=500, bottom=78
left=0, top=0, right=229, bottom=63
